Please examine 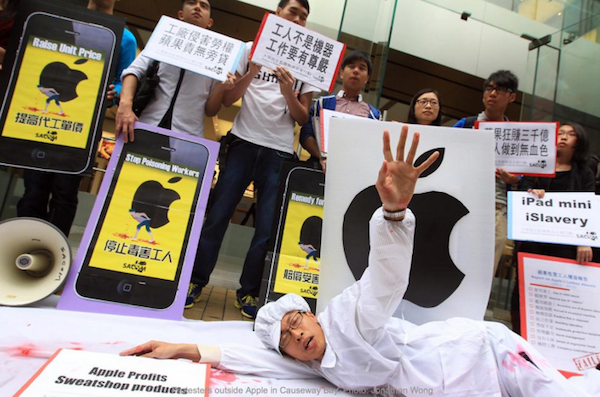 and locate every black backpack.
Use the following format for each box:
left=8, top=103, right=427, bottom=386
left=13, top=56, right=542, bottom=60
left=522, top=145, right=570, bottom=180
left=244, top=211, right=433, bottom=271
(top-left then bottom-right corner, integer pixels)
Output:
left=462, top=116, right=478, bottom=129
left=132, top=61, right=160, bottom=117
